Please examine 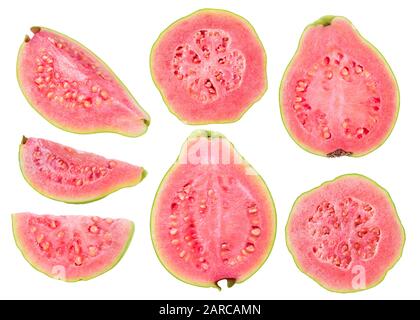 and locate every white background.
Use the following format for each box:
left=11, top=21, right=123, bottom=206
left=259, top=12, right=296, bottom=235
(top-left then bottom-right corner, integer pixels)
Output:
left=0, top=0, right=418, bottom=300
